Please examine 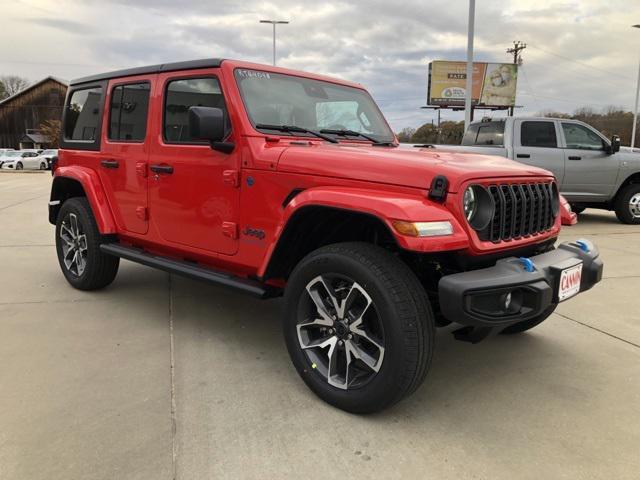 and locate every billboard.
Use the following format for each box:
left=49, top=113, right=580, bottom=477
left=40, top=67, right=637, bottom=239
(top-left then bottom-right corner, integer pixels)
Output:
left=428, top=61, right=518, bottom=107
